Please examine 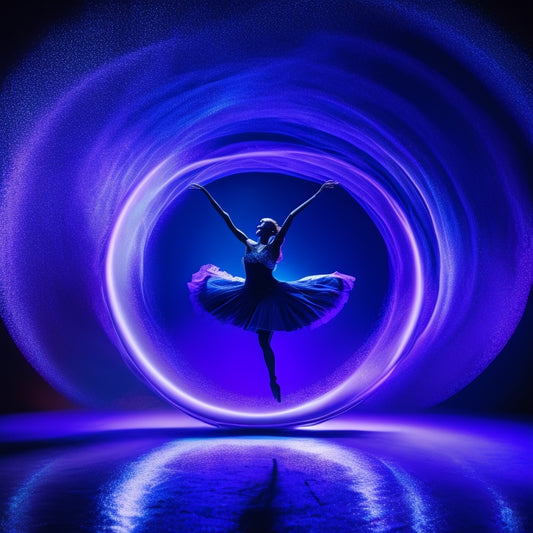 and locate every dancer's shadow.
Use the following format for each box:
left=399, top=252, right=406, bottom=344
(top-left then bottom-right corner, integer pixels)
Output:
left=238, top=458, right=278, bottom=532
